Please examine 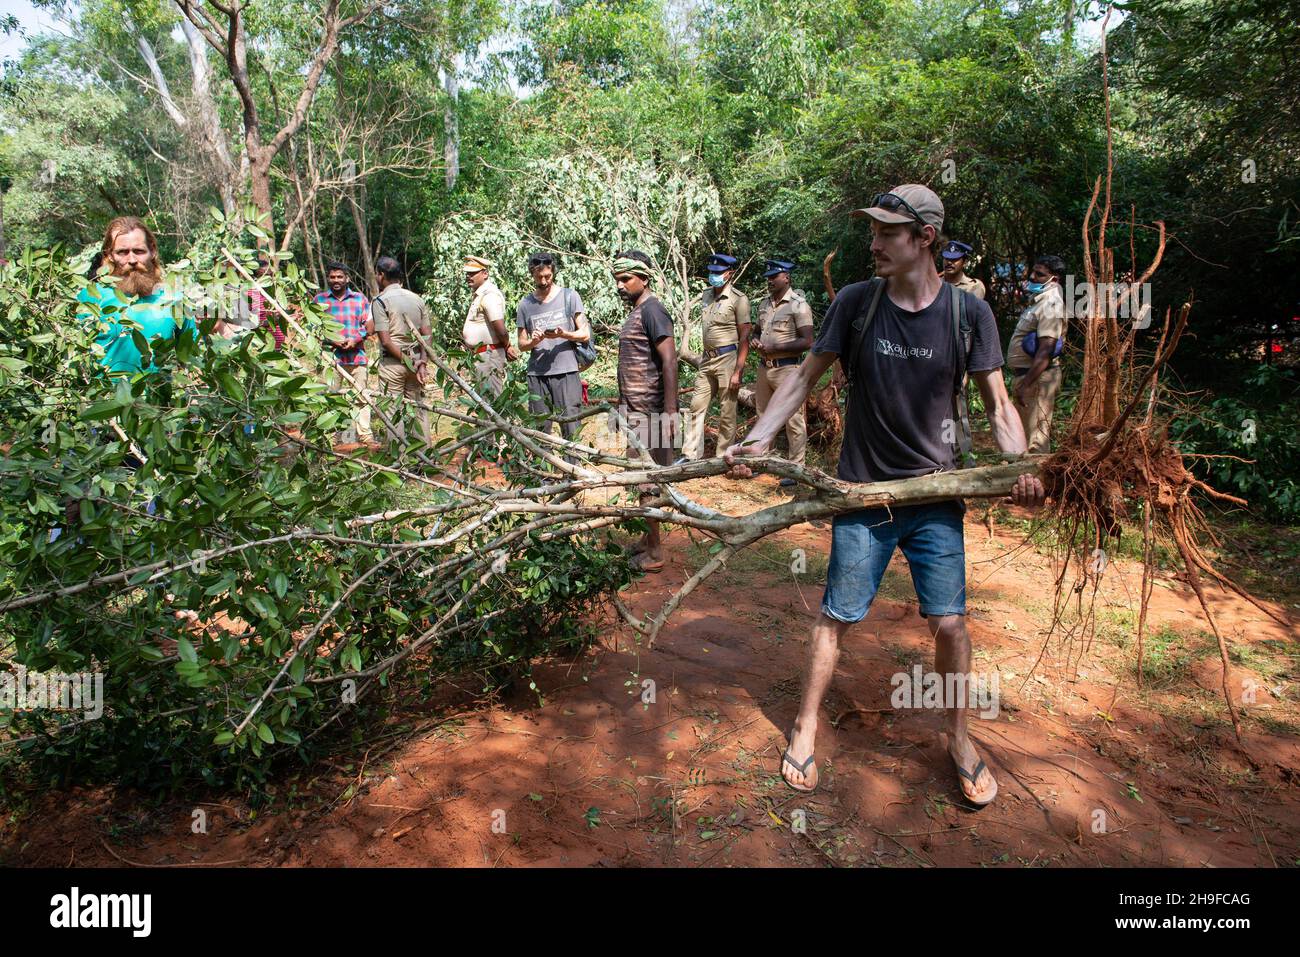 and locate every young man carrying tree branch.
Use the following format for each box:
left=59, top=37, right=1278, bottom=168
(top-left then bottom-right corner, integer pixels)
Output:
left=726, top=184, right=1046, bottom=806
